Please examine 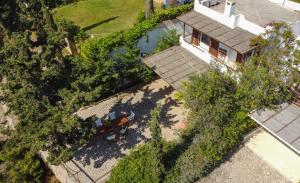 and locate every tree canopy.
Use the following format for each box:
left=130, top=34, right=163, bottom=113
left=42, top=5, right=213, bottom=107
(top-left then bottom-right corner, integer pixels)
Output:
left=237, top=22, right=300, bottom=111
left=0, top=0, right=154, bottom=181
